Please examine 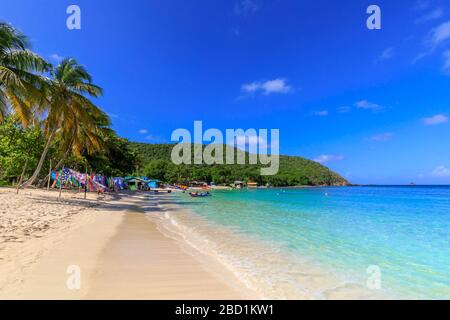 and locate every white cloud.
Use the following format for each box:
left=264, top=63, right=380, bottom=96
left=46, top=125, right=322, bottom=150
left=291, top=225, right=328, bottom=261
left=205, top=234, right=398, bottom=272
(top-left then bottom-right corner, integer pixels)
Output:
left=108, top=112, right=119, bottom=119
left=139, top=129, right=148, bottom=134
left=415, top=8, right=444, bottom=24
left=337, top=106, right=351, bottom=113
left=241, top=78, right=292, bottom=95
left=242, top=82, right=261, bottom=93
left=261, top=79, right=292, bottom=94
left=355, top=100, right=384, bottom=111
left=49, top=53, right=64, bottom=63
left=432, top=165, right=450, bottom=177
left=413, top=20, right=450, bottom=63
left=379, top=47, right=395, bottom=61
left=370, top=132, right=393, bottom=142
left=234, top=0, right=260, bottom=16
left=314, top=110, right=329, bottom=117
left=314, top=154, right=344, bottom=164
left=430, top=20, right=450, bottom=47
left=422, top=114, right=448, bottom=125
